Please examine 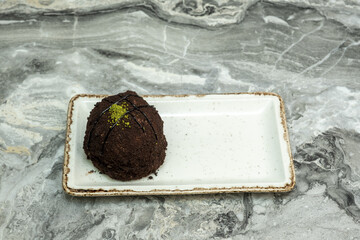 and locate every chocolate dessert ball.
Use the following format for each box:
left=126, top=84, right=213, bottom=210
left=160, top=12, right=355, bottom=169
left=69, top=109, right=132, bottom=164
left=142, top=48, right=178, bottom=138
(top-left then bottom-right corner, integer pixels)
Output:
left=83, top=91, right=167, bottom=181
